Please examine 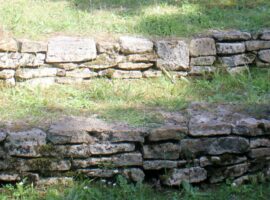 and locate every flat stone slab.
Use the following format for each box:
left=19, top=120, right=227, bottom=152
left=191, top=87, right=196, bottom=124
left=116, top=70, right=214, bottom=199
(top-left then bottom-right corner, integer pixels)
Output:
left=143, top=143, right=180, bottom=160
left=213, top=31, right=251, bottom=41
left=46, top=36, right=97, bottom=63
left=216, top=43, right=245, bottom=55
left=190, top=38, right=216, bottom=56
left=119, top=36, right=153, bottom=54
